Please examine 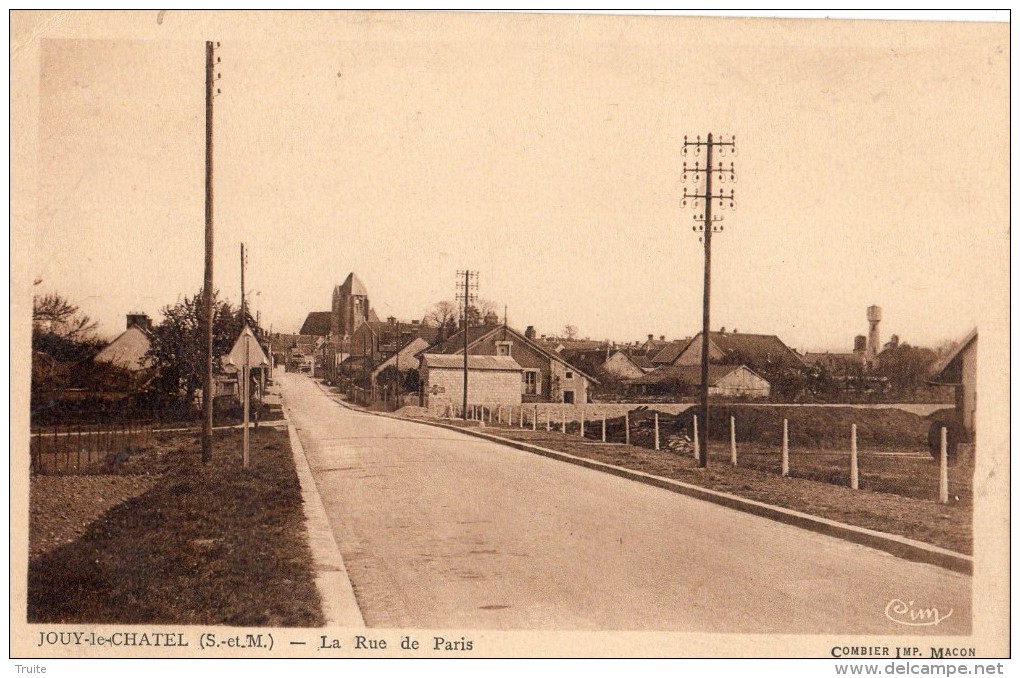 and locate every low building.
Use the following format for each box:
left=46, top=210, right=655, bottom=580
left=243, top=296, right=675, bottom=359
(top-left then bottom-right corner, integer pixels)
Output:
left=423, top=324, right=599, bottom=404
left=420, top=354, right=523, bottom=414
left=627, top=364, right=770, bottom=398
left=929, top=328, right=977, bottom=440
